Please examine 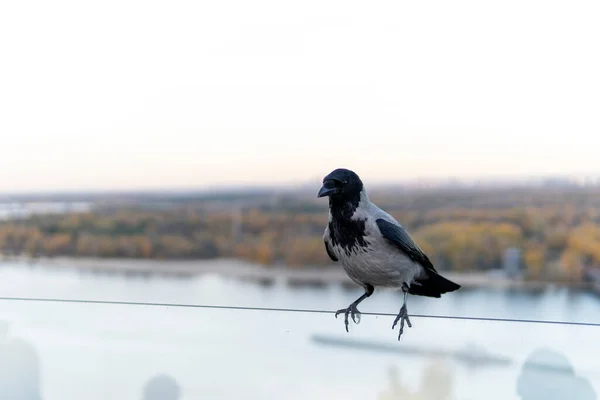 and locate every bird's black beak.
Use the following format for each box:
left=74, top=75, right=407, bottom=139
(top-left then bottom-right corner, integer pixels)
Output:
left=317, top=180, right=339, bottom=198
